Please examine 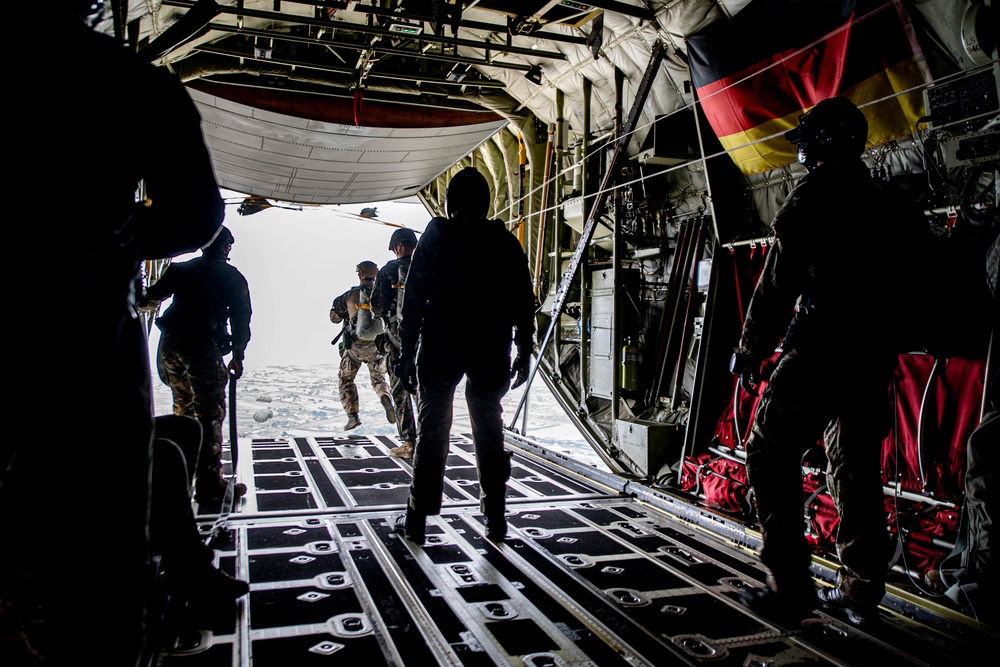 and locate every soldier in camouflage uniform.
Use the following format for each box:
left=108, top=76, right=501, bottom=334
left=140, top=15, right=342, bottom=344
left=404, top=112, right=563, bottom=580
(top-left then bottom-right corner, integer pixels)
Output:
left=371, top=228, right=419, bottom=458
left=140, top=225, right=252, bottom=504
left=330, top=261, right=395, bottom=430
left=730, top=97, right=929, bottom=626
